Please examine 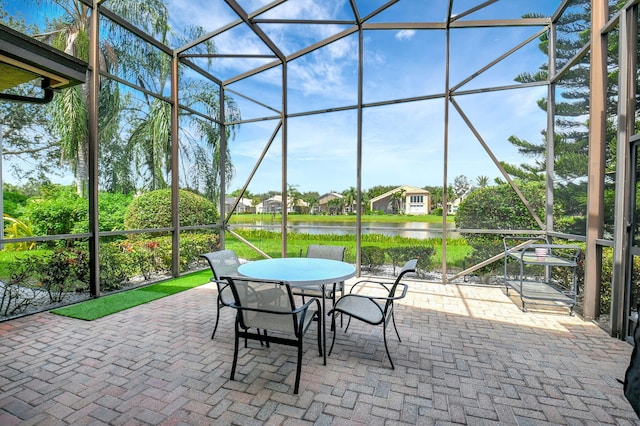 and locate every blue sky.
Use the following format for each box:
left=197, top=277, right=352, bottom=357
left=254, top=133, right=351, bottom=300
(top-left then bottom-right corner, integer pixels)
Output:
left=4, top=0, right=564, bottom=195
left=165, top=0, right=562, bottom=195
